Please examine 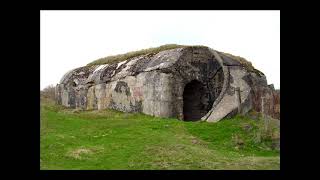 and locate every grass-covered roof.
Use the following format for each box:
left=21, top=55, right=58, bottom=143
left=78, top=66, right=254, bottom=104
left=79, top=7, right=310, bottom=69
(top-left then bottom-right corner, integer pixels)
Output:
left=87, top=44, right=188, bottom=66
left=86, top=44, right=263, bottom=76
